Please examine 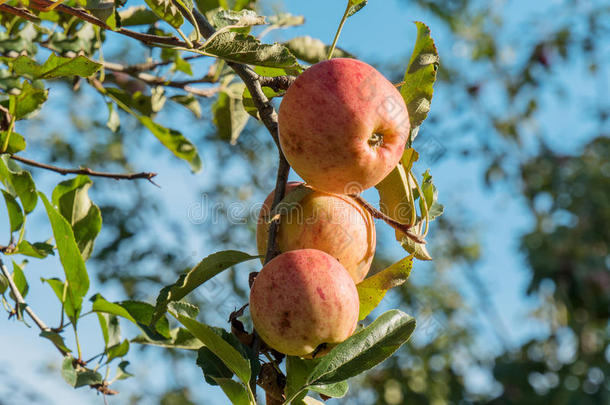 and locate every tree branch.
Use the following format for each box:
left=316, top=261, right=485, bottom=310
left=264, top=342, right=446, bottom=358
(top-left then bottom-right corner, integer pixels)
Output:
left=258, top=75, right=296, bottom=92
left=0, top=4, right=40, bottom=22
left=102, top=61, right=221, bottom=98
left=7, top=154, right=158, bottom=184
left=350, top=194, right=427, bottom=244
left=28, top=0, right=192, bottom=48
left=0, top=257, right=68, bottom=356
